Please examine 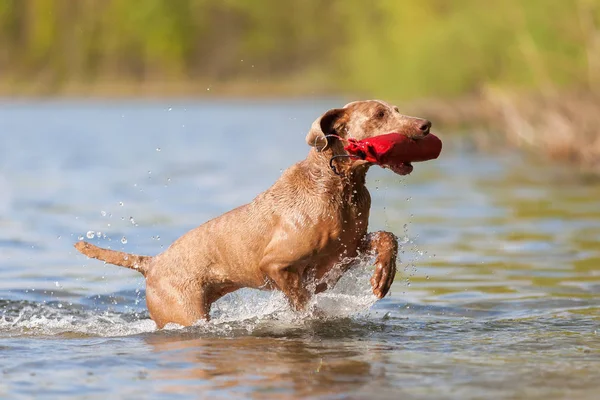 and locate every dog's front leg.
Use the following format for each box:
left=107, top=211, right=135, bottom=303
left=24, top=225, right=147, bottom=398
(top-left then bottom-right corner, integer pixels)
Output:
left=361, top=231, right=398, bottom=298
left=315, top=260, right=355, bottom=294
left=261, top=263, right=311, bottom=311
